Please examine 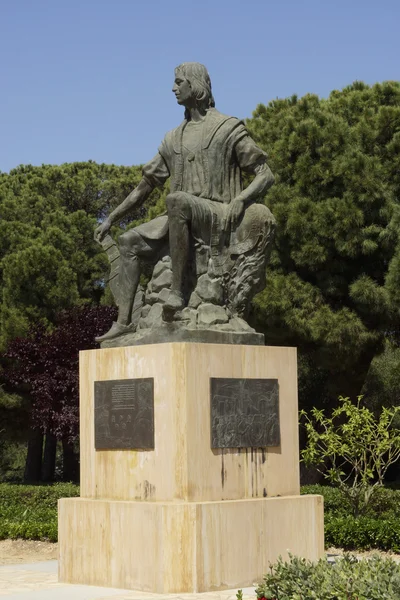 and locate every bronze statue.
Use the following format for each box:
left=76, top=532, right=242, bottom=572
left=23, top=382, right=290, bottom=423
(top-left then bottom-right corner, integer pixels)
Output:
left=95, top=63, right=275, bottom=347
